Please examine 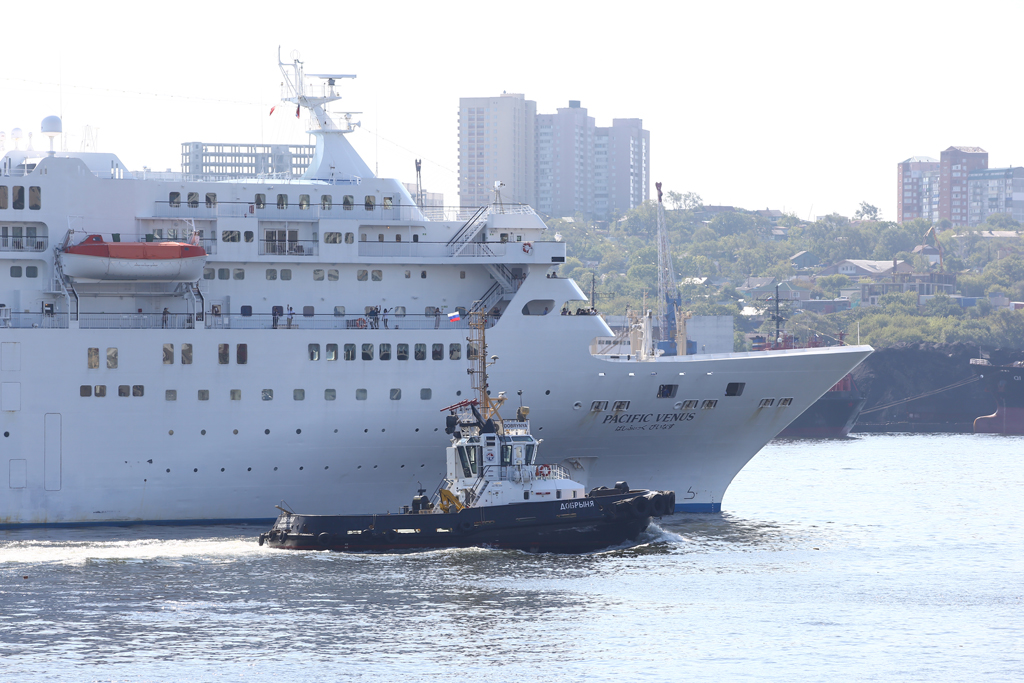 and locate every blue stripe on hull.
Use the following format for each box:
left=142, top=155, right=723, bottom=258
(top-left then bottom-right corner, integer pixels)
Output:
left=674, top=502, right=721, bottom=513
